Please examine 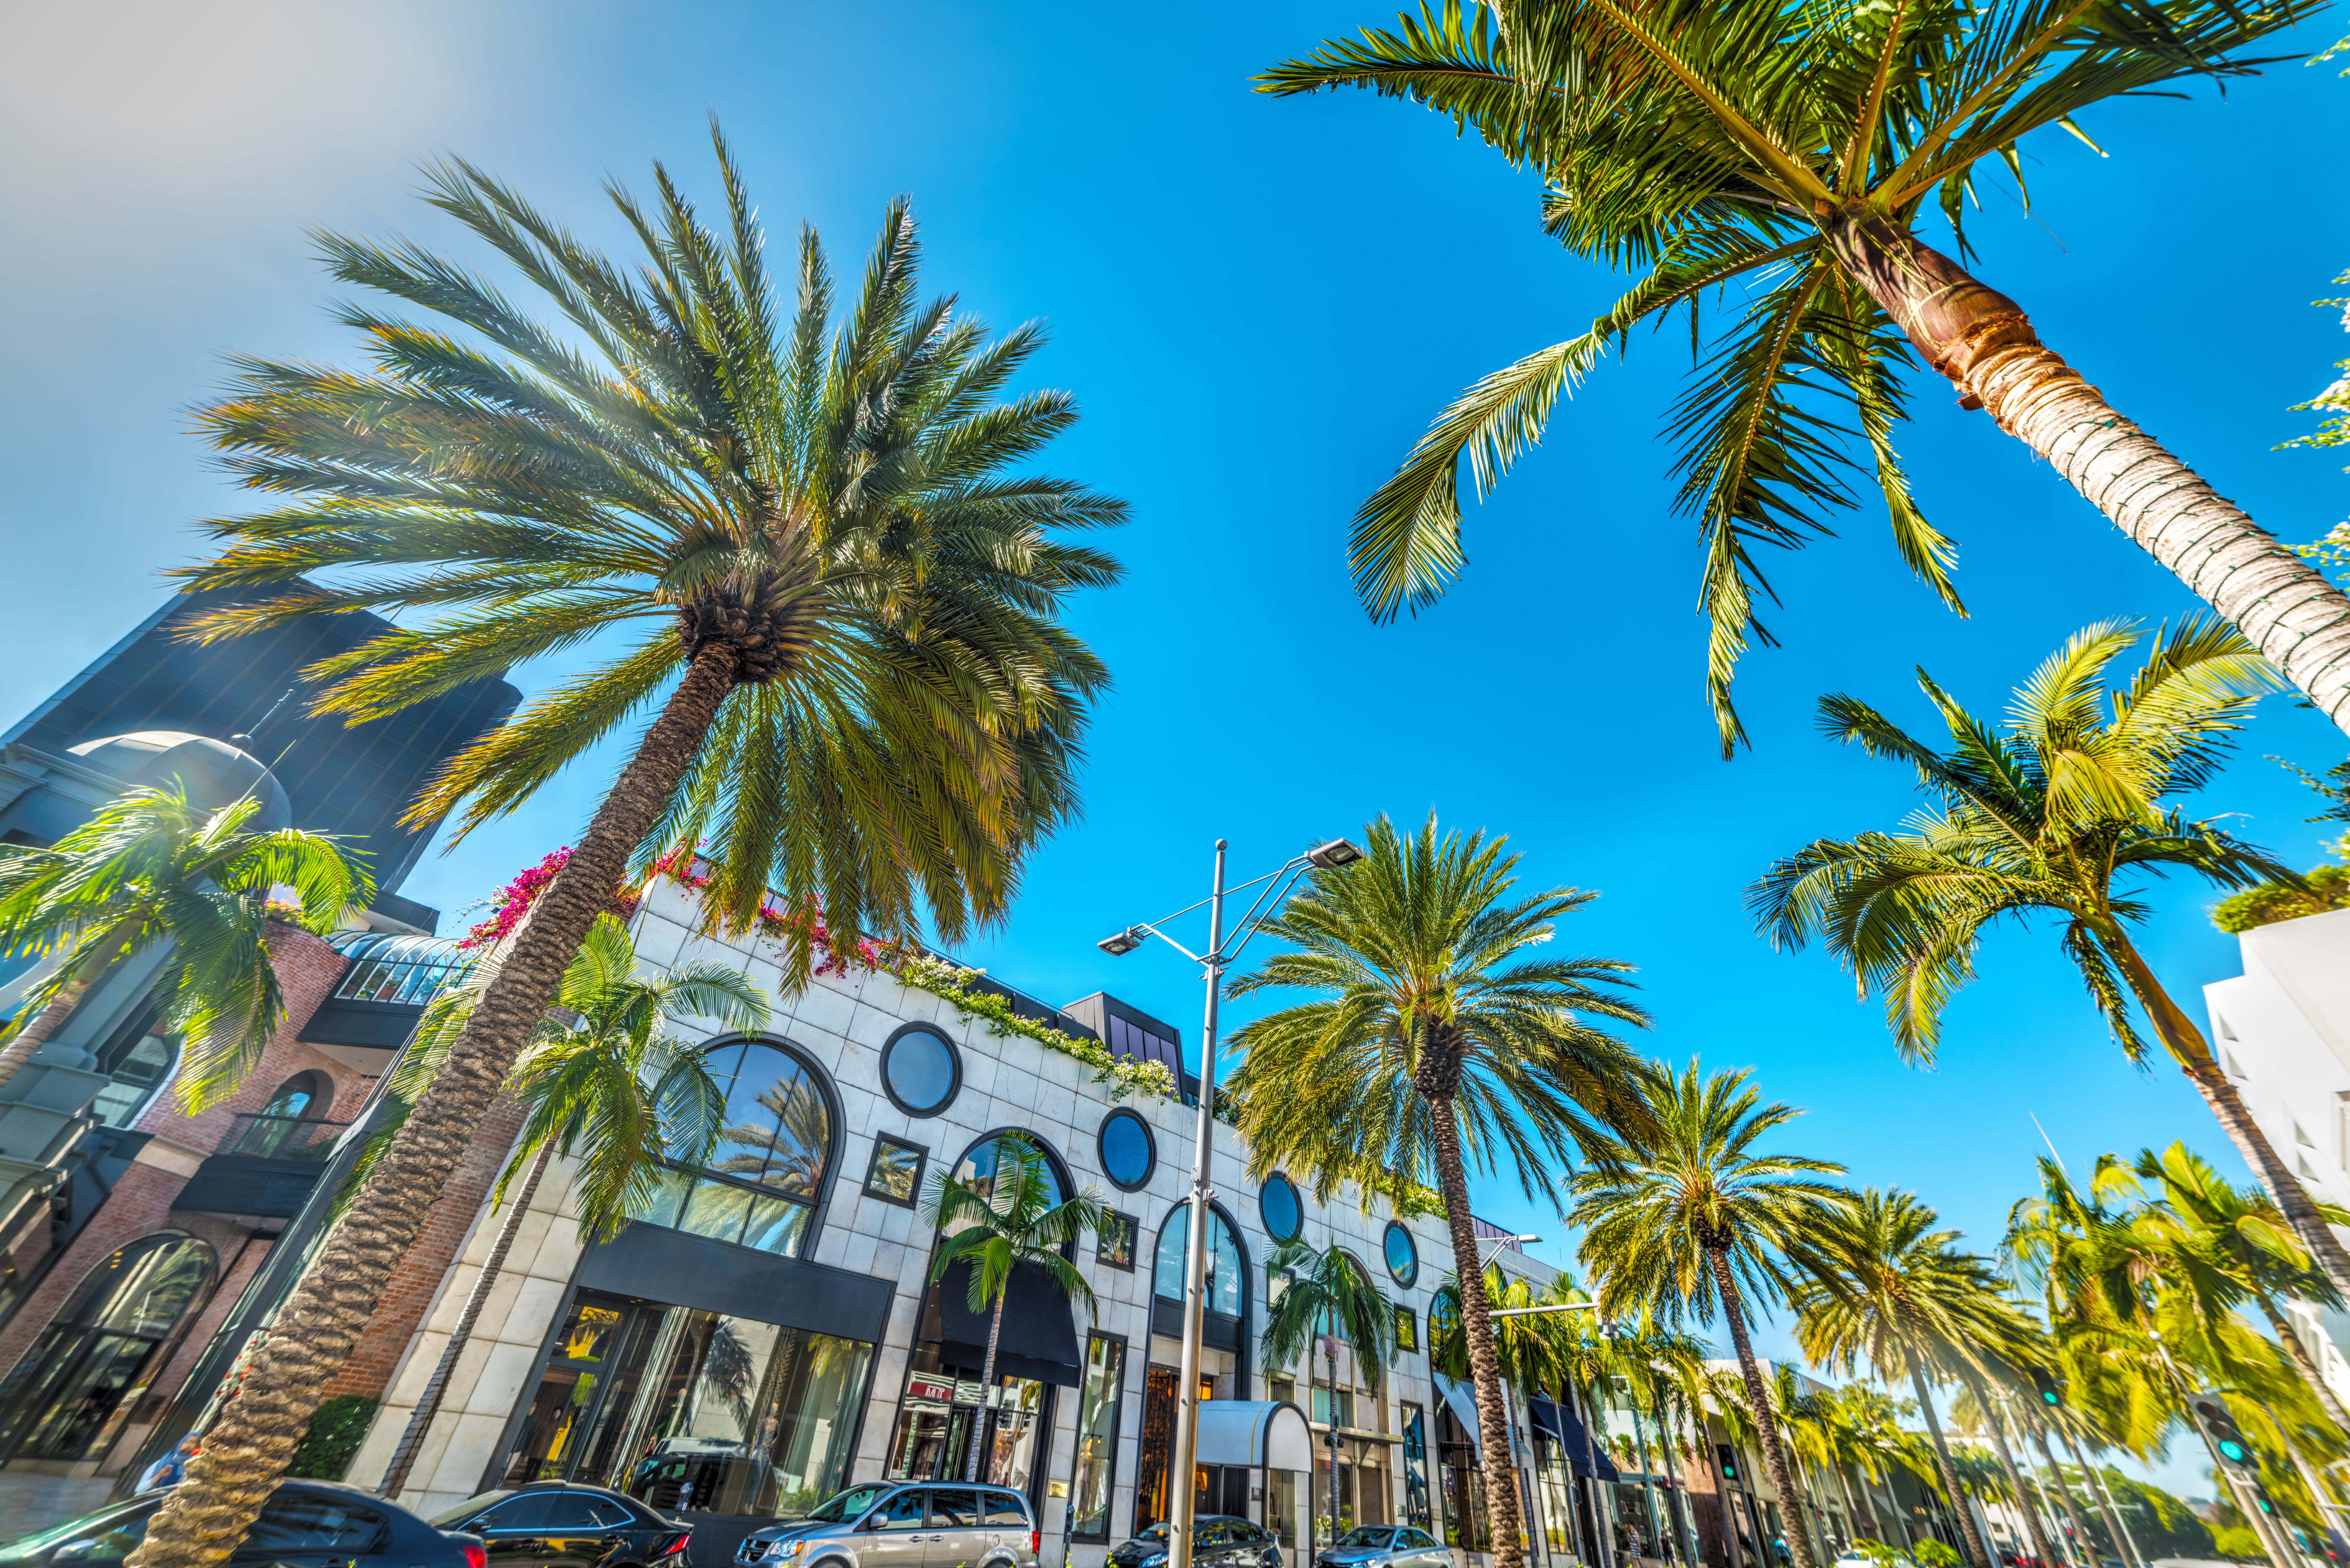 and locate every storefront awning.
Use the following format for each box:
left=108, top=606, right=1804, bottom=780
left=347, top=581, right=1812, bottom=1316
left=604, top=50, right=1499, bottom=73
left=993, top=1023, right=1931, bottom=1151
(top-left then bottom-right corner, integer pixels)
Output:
left=1527, top=1398, right=1565, bottom=1442
left=928, top=1257, right=1083, bottom=1387
left=1197, top=1400, right=1313, bottom=1470
left=1552, top=1399, right=1620, bottom=1483
left=1436, top=1376, right=1482, bottom=1456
